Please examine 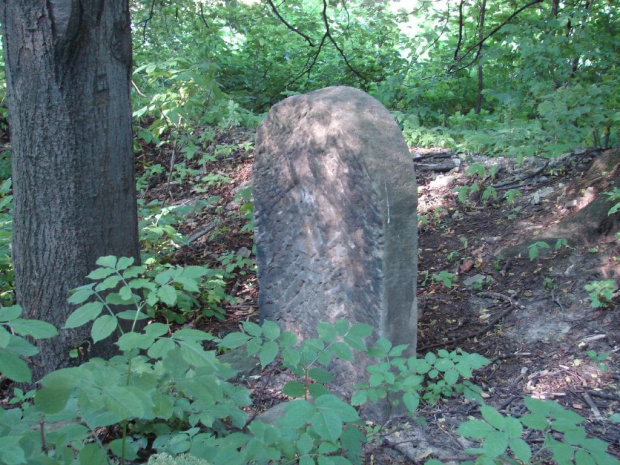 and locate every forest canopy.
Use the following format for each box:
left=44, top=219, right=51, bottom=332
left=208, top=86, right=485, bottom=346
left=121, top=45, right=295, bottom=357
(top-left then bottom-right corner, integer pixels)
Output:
left=117, top=0, right=620, bottom=160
